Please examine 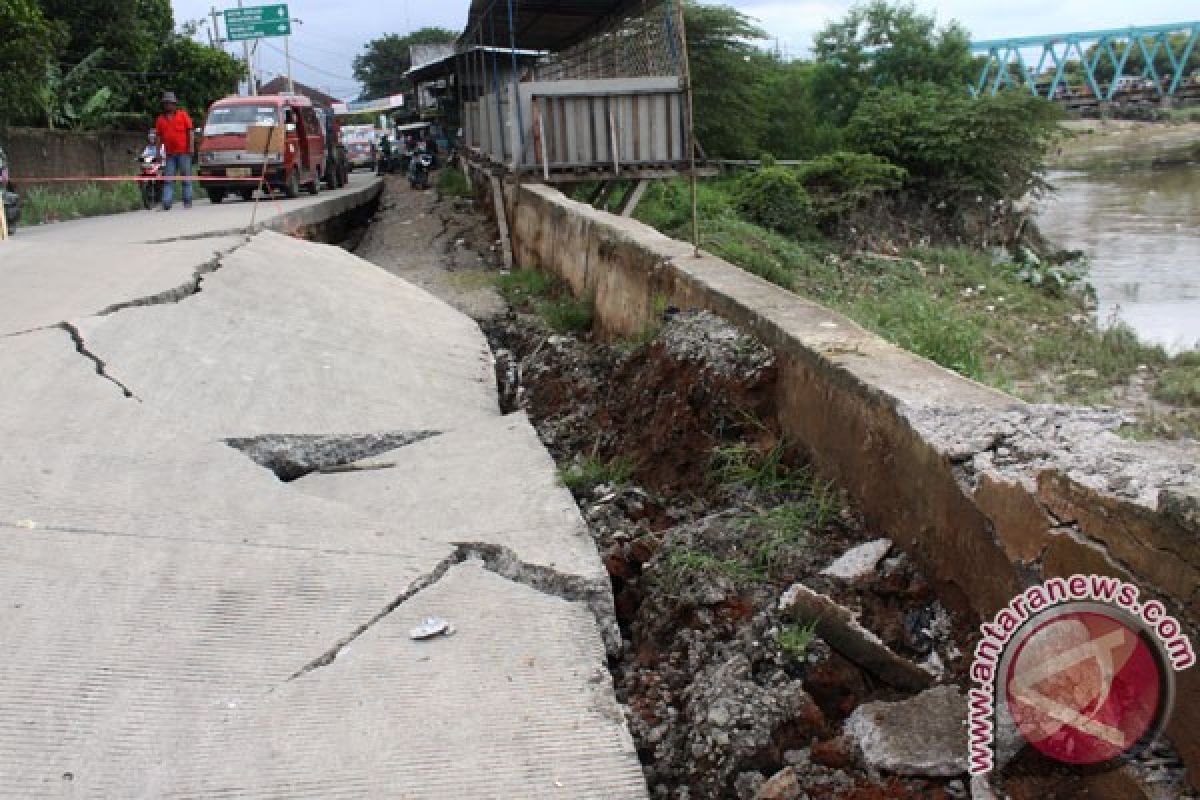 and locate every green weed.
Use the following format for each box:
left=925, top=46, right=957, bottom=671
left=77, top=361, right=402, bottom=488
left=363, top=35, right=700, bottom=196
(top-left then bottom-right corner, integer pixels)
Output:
left=659, top=547, right=762, bottom=590
left=559, top=456, right=634, bottom=494
left=776, top=621, right=819, bottom=661
left=436, top=167, right=471, bottom=197
left=21, top=181, right=142, bottom=225
left=542, top=296, right=594, bottom=334
left=710, top=439, right=794, bottom=496
left=849, top=290, right=986, bottom=380
left=1154, top=364, right=1200, bottom=406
